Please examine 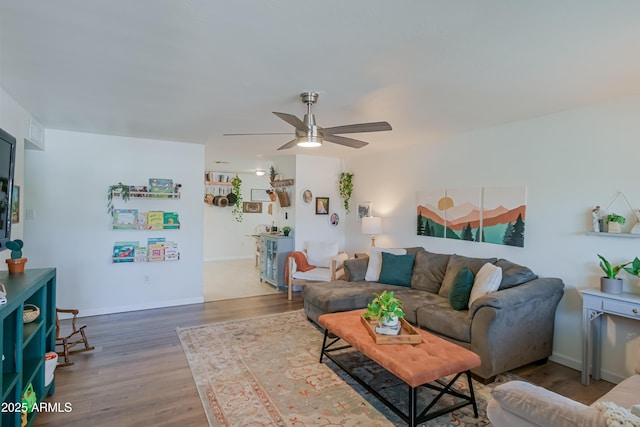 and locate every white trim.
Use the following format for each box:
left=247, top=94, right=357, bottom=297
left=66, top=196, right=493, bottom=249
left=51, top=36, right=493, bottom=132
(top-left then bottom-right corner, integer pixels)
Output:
left=59, top=297, right=205, bottom=319
left=203, top=256, right=253, bottom=262
left=549, top=352, right=625, bottom=385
